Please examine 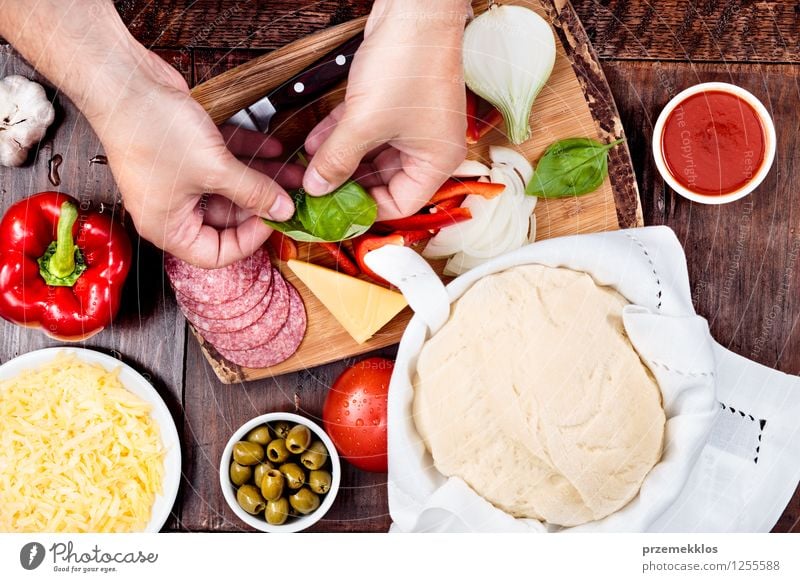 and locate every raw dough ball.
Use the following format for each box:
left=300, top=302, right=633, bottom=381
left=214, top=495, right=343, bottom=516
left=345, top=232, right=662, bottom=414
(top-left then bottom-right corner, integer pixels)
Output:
left=413, top=265, right=665, bottom=527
